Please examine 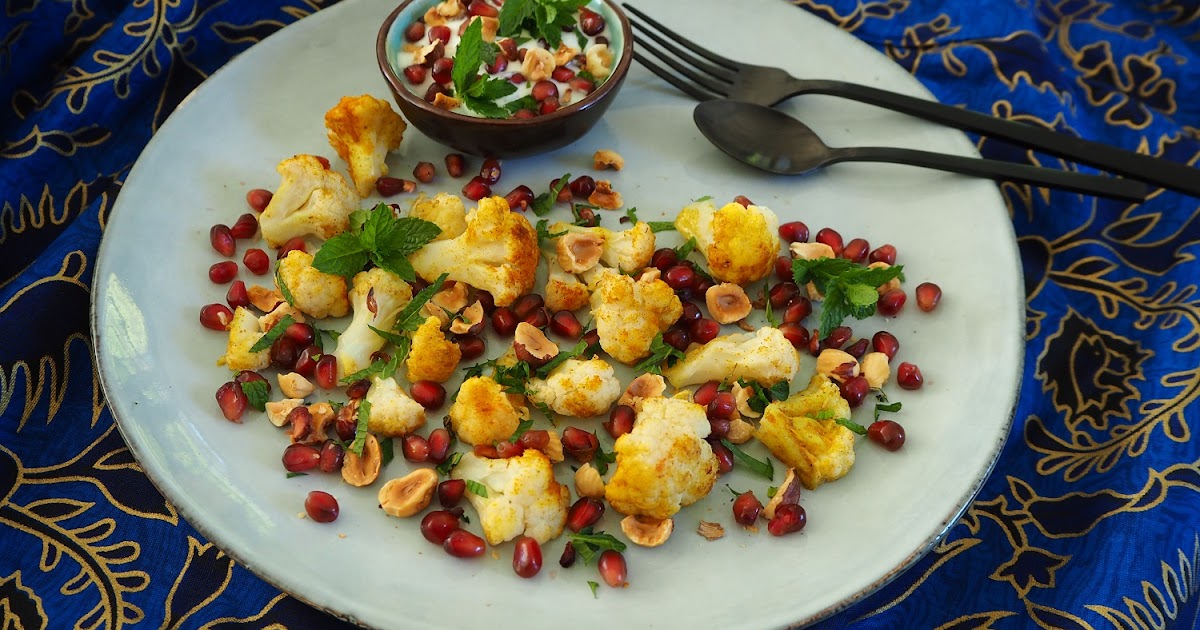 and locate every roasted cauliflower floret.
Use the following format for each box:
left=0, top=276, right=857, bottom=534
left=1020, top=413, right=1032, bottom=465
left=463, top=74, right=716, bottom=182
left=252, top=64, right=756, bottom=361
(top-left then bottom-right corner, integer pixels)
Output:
left=526, top=358, right=622, bottom=418
left=605, top=397, right=719, bottom=520
left=324, top=95, right=407, bottom=198
left=755, top=374, right=855, bottom=490
left=259, top=154, right=358, bottom=248
left=408, top=196, right=538, bottom=307
left=363, top=375, right=426, bottom=437
left=451, top=450, right=570, bottom=545
left=589, top=273, right=682, bottom=365
left=448, top=376, right=529, bottom=445
left=333, top=268, right=413, bottom=378
left=220, top=307, right=270, bottom=371
left=409, top=193, right=467, bottom=241
left=674, top=199, right=780, bottom=285
left=544, top=252, right=591, bottom=312
left=405, top=316, right=461, bottom=383
left=275, top=250, right=351, bottom=319
left=549, top=221, right=655, bottom=273
left=663, top=327, right=800, bottom=388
